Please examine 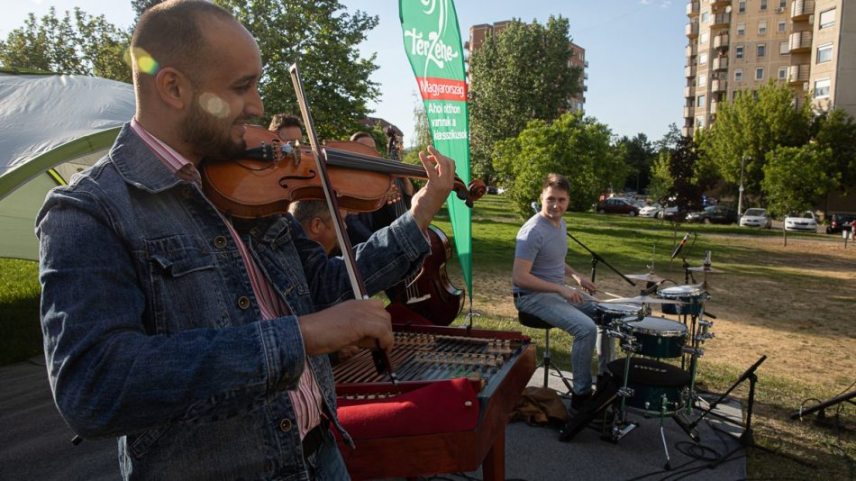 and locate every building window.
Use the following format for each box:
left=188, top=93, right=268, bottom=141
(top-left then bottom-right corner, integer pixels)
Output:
left=778, top=67, right=788, bottom=80
left=817, top=43, right=833, bottom=63
left=780, top=41, right=789, bottom=55
left=739, top=1, right=746, bottom=13
left=701, top=11, right=709, bottom=23
left=696, top=116, right=705, bottom=128
left=757, top=44, right=766, bottom=58
left=819, top=9, right=836, bottom=29
left=697, top=95, right=706, bottom=107
left=699, top=73, right=707, bottom=87
left=737, top=23, right=746, bottom=36
left=779, top=0, right=786, bottom=8
left=755, top=67, right=765, bottom=80
left=760, top=0, right=767, bottom=11
left=699, top=52, right=708, bottom=65
left=778, top=20, right=786, bottom=33
left=700, top=32, right=709, bottom=44
left=814, top=78, right=831, bottom=98
left=736, top=45, right=744, bottom=59
left=735, top=69, right=744, bottom=82
left=758, top=21, right=767, bottom=35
